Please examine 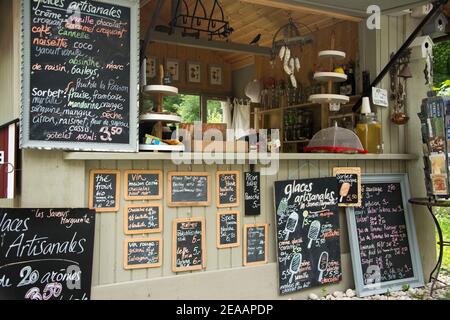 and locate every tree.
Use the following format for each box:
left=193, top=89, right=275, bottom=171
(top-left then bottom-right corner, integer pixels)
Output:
left=433, top=41, right=450, bottom=88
